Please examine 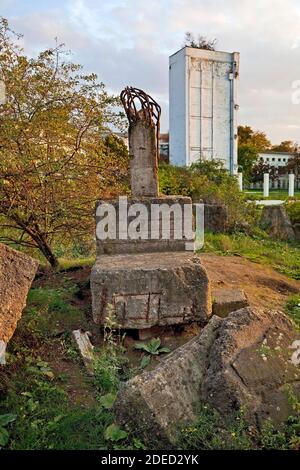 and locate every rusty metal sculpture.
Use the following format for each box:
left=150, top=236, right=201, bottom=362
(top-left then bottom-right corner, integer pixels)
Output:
left=120, top=86, right=161, bottom=158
